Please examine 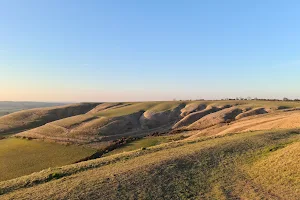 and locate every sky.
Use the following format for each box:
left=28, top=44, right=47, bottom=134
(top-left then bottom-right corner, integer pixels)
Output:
left=1, top=0, right=300, bottom=102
